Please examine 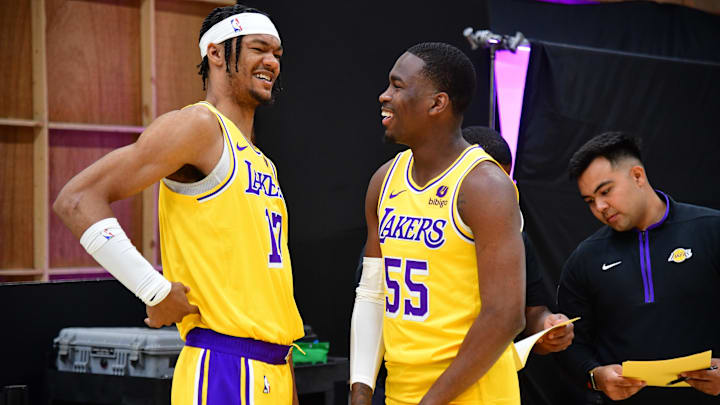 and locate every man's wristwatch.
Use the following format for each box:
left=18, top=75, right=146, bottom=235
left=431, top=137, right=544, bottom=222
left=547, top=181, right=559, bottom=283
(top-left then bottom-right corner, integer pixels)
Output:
left=588, top=368, right=600, bottom=391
